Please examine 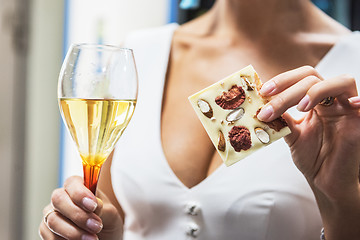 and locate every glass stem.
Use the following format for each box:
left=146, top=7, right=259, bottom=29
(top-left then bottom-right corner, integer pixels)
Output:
left=83, top=163, right=102, bottom=194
